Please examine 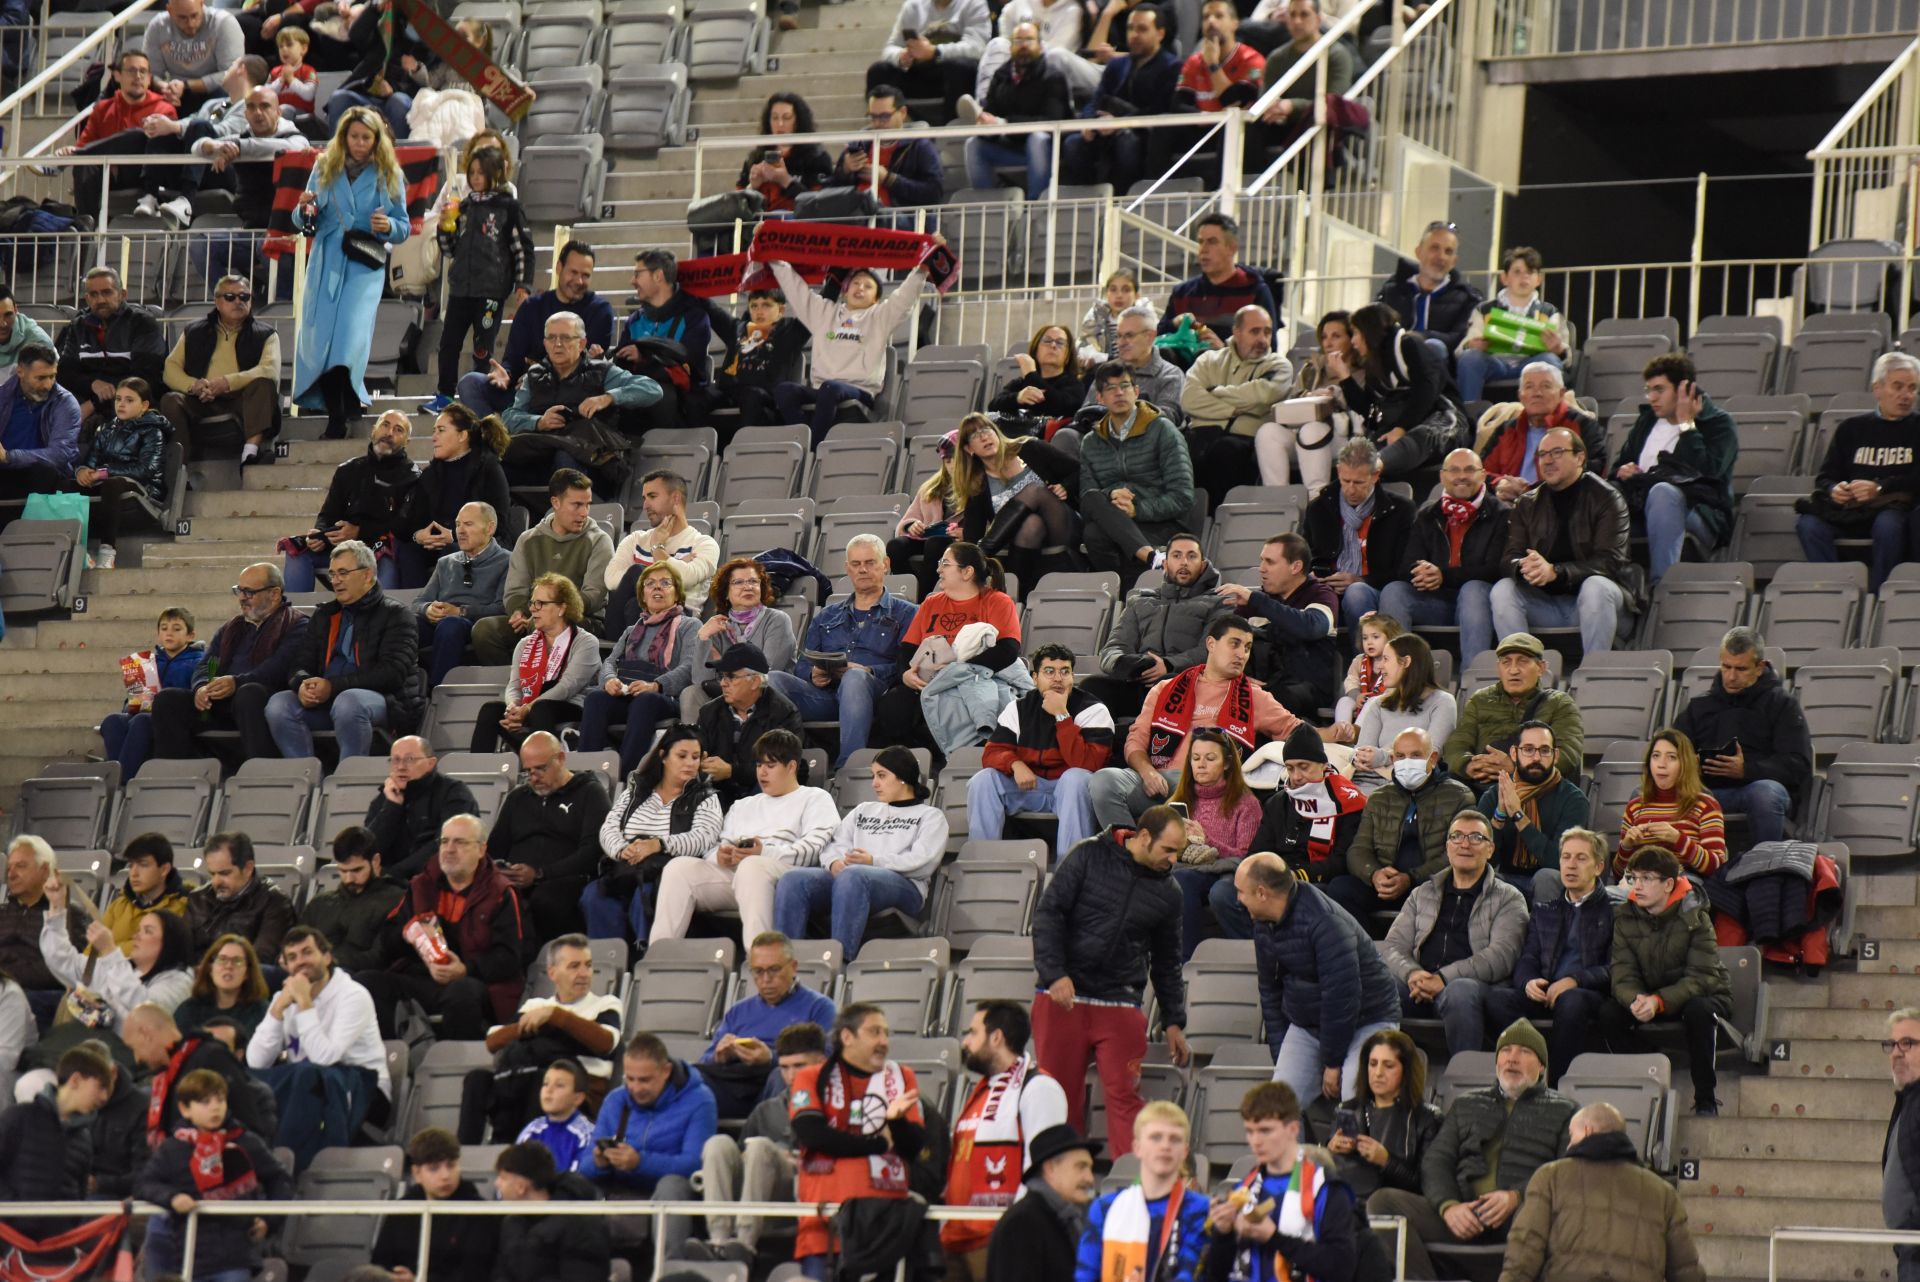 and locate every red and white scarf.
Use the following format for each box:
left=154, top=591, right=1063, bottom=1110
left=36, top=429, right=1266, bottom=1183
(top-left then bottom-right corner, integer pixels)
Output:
left=808, top=1057, right=912, bottom=1191
left=177, top=1124, right=252, bottom=1196
left=516, top=625, right=576, bottom=703
left=1439, top=486, right=1484, bottom=567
